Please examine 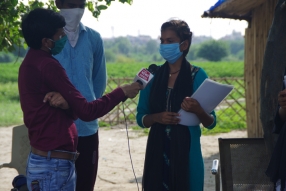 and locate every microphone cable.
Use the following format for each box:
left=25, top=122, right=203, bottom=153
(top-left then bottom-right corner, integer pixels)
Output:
left=122, top=103, right=139, bottom=191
